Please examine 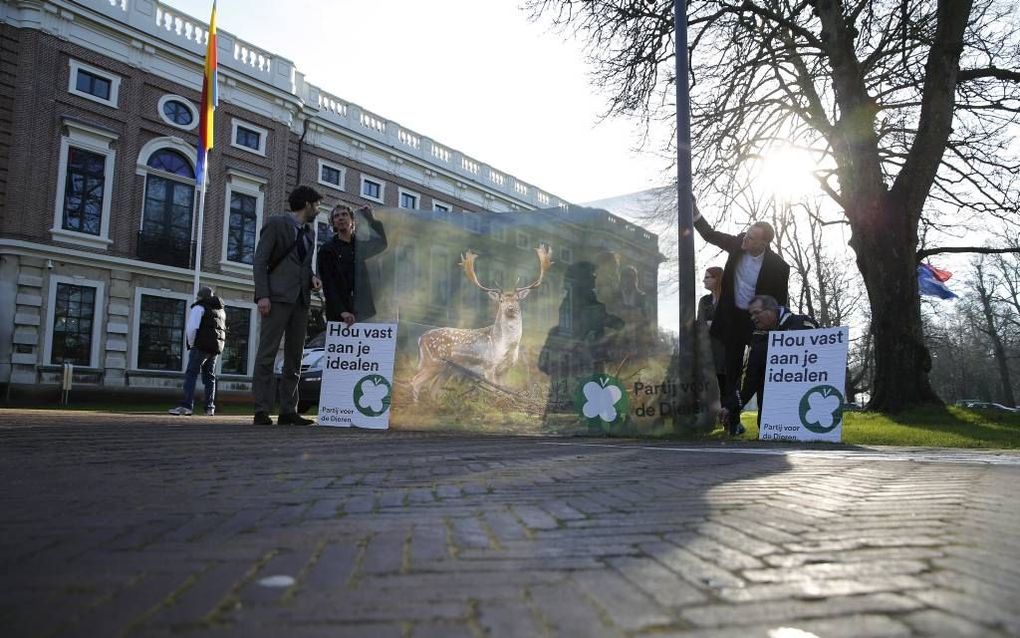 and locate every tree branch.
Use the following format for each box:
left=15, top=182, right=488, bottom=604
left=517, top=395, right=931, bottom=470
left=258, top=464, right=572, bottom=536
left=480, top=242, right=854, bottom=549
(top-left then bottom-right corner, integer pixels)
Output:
left=916, top=246, right=1020, bottom=262
left=958, top=66, right=1020, bottom=83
